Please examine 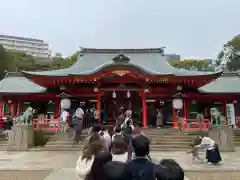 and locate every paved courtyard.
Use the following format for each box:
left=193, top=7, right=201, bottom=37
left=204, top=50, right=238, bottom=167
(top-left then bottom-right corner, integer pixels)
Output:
left=0, top=149, right=240, bottom=180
